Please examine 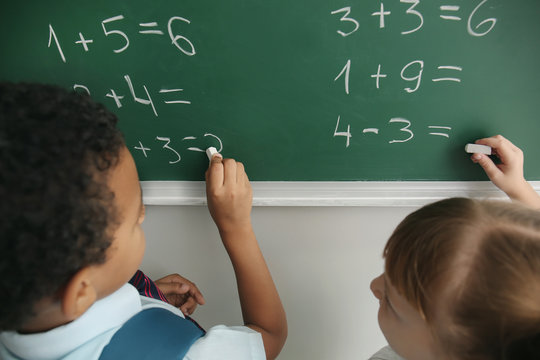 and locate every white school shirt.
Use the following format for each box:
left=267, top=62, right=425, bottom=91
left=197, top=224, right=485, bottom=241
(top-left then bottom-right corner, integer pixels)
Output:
left=0, top=284, right=264, bottom=360
left=369, top=346, right=405, bottom=360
